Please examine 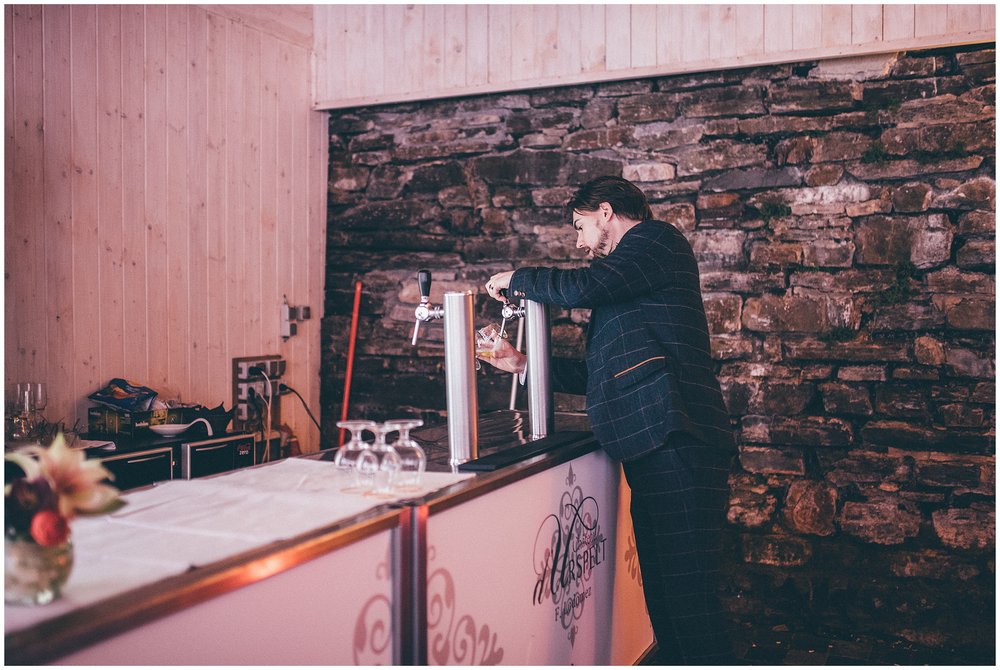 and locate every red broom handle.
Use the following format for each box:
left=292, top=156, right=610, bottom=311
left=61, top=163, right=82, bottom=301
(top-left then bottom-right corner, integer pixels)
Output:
left=339, top=280, right=363, bottom=446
